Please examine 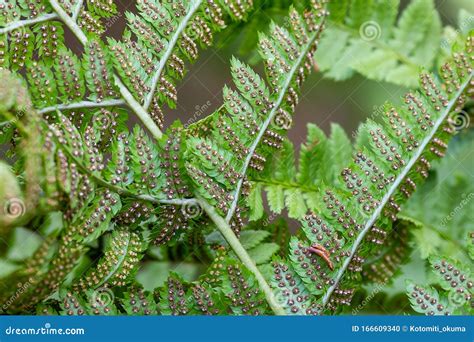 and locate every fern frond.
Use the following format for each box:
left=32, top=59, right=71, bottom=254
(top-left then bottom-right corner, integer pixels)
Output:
left=406, top=233, right=473, bottom=315
left=316, top=0, right=442, bottom=87
left=186, top=2, right=329, bottom=233
left=74, top=229, right=144, bottom=290
left=248, top=123, right=352, bottom=219
left=1, top=0, right=253, bottom=140
left=271, top=33, right=473, bottom=314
